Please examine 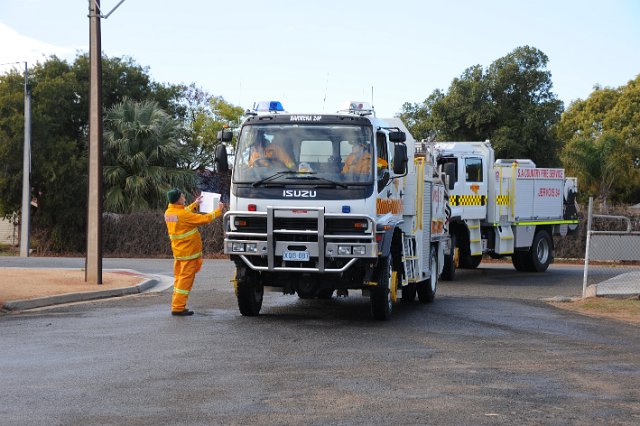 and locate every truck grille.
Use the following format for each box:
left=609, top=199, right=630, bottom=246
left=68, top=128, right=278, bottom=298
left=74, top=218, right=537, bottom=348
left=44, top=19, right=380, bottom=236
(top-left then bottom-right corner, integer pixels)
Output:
left=233, top=217, right=368, bottom=235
